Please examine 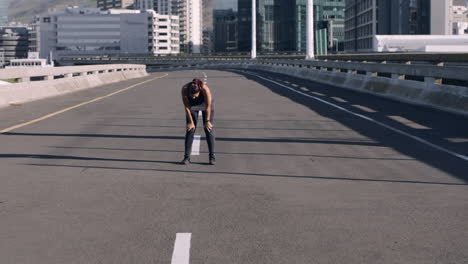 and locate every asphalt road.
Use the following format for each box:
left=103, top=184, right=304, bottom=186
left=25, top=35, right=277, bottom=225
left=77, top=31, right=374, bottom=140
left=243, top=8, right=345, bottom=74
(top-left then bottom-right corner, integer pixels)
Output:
left=1, top=69, right=468, bottom=264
